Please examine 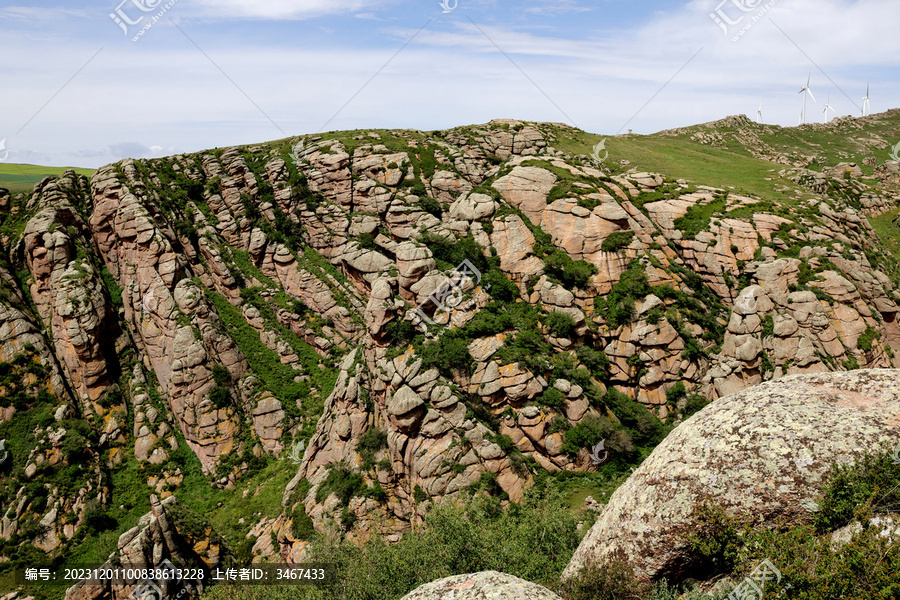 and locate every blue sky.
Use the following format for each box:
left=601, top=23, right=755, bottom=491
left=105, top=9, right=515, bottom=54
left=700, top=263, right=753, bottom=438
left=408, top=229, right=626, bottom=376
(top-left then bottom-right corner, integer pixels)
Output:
left=1, top=0, right=898, bottom=167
